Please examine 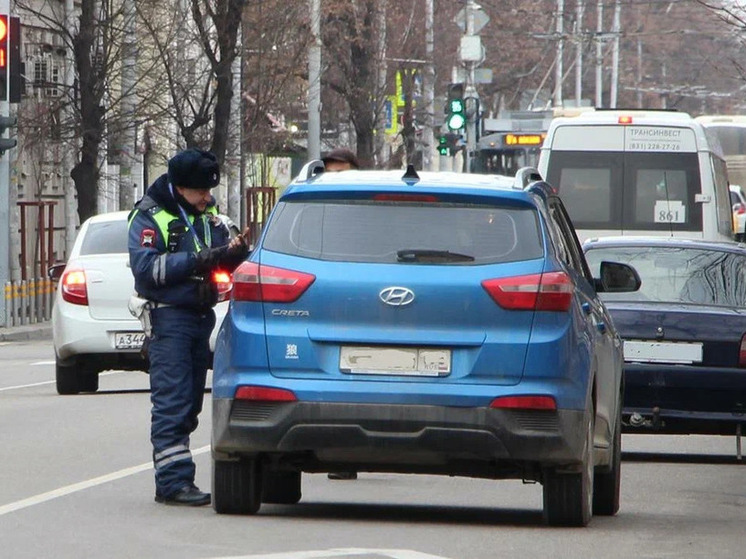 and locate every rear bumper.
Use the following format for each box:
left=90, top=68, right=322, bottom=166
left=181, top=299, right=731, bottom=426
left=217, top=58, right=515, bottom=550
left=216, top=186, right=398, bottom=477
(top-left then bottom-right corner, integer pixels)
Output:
left=212, top=398, right=586, bottom=478
left=623, top=363, right=746, bottom=434
left=53, top=302, right=143, bottom=361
